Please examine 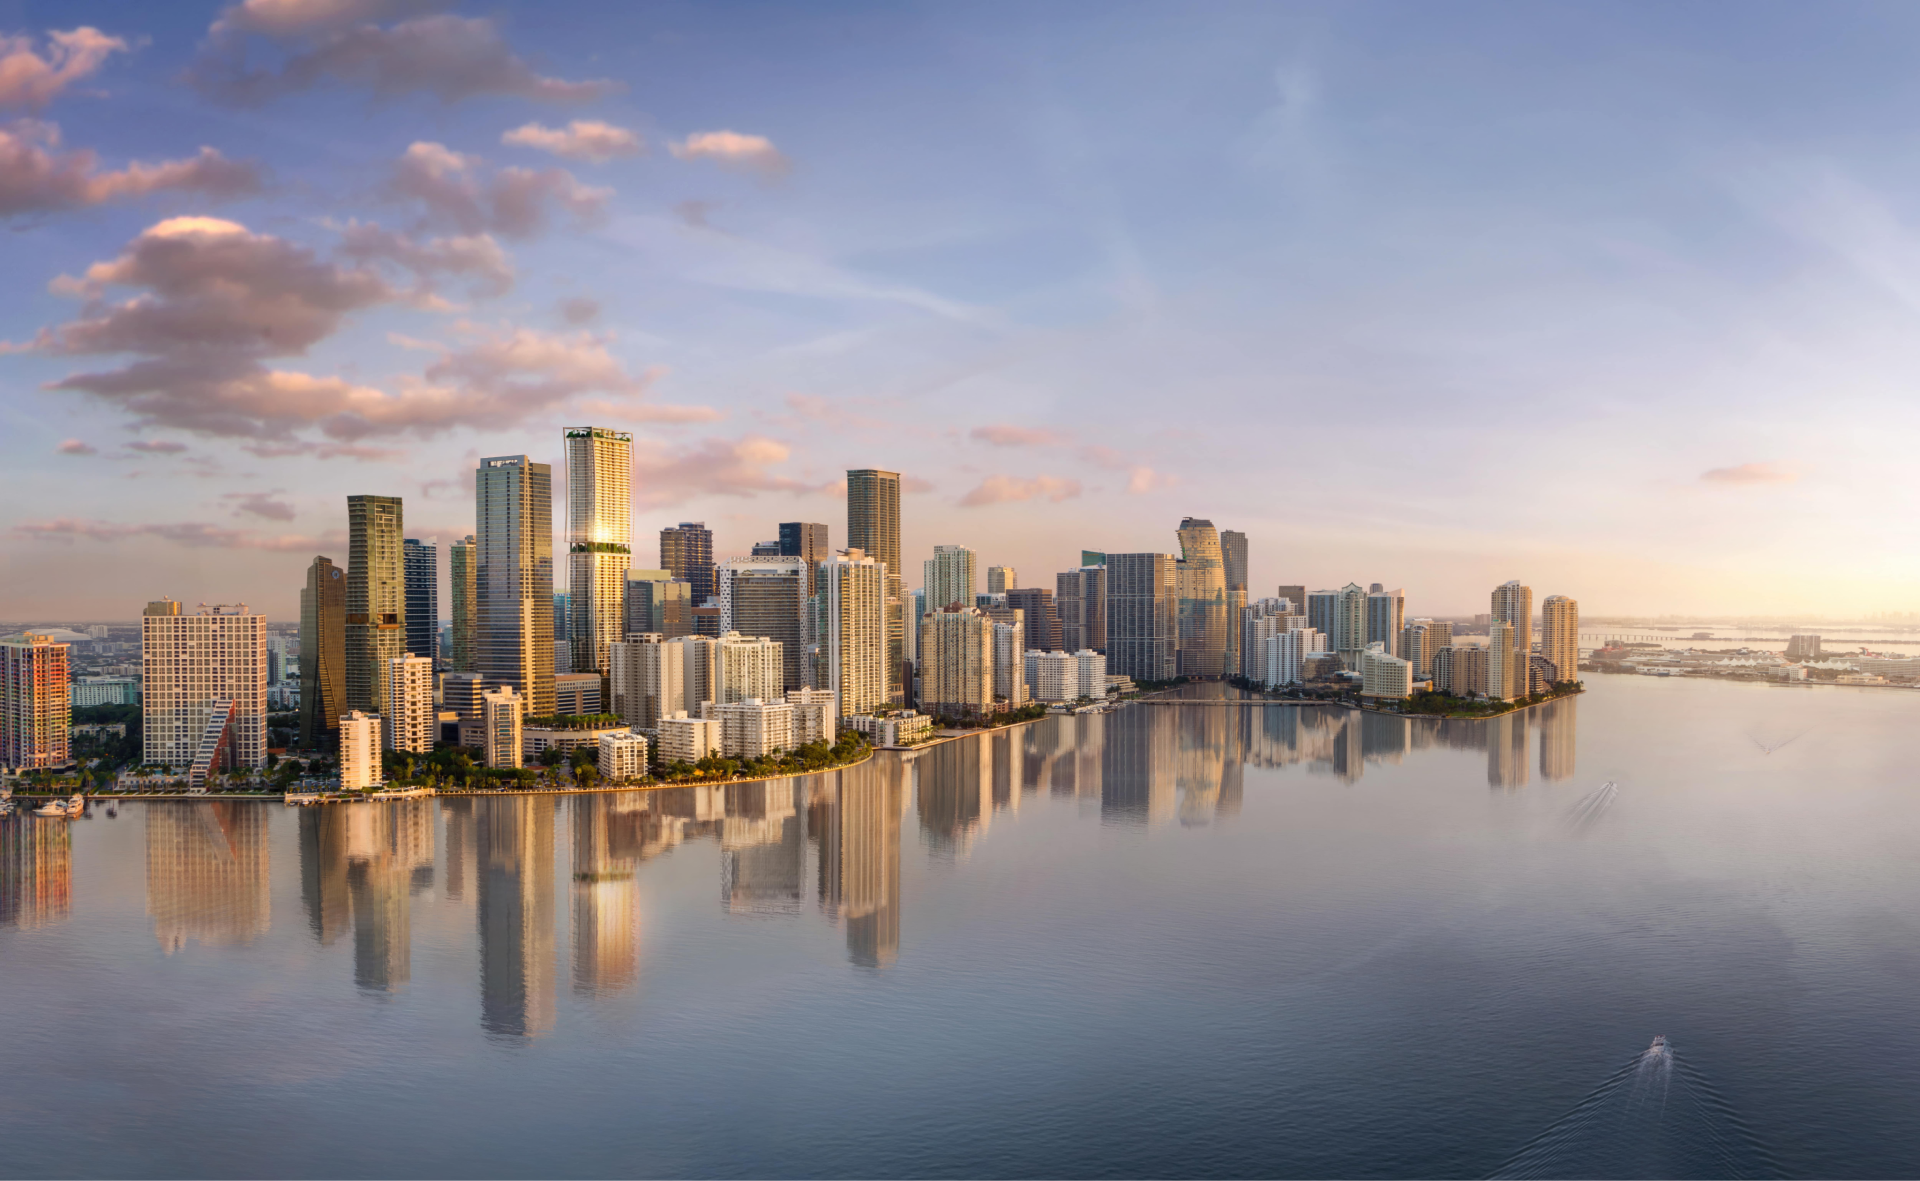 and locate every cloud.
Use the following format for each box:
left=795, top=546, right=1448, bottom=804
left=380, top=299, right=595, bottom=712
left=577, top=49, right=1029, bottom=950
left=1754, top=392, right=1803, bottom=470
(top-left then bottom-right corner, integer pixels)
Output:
left=631, top=435, right=811, bottom=506
left=224, top=490, right=296, bottom=520
left=14, top=517, right=337, bottom=550
left=670, top=130, right=789, bottom=177
left=502, top=120, right=641, bottom=163
left=388, top=140, right=608, bottom=238
left=971, top=423, right=1064, bottom=448
left=56, top=438, right=95, bottom=455
left=0, top=28, right=129, bottom=110
left=333, top=218, right=513, bottom=297
left=572, top=396, right=722, bottom=424
left=557, top=296, right=598, bottom=324
left=959, top=474, right=1082, bottom=506
left=128, top=439, right=188, bottom=454
left=1701, top=462, right=1797, bottom=486
left=188, top=12, right=619, bottom=107
left=674, top=199, right=718, bottom=228
left=1125, top=466, right=1176, bottom=493
left=0, top=120, right=262, bottom=217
